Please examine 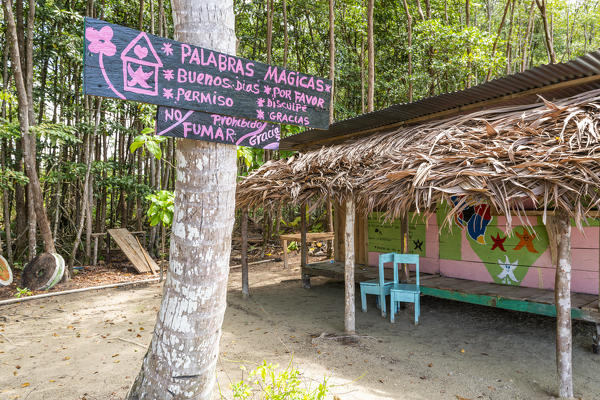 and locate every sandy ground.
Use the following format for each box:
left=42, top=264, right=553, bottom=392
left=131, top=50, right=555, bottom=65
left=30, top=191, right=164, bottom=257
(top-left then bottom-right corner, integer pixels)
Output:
left=1, top=257, right=599, bottom=400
